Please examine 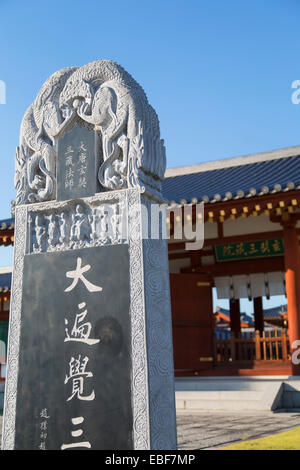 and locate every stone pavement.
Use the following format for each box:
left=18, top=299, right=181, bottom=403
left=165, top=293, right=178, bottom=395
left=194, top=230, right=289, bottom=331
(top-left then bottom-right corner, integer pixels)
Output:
left=1, top=411, right=300, bottom=450
left=176, top=410, right=300, bottom=449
